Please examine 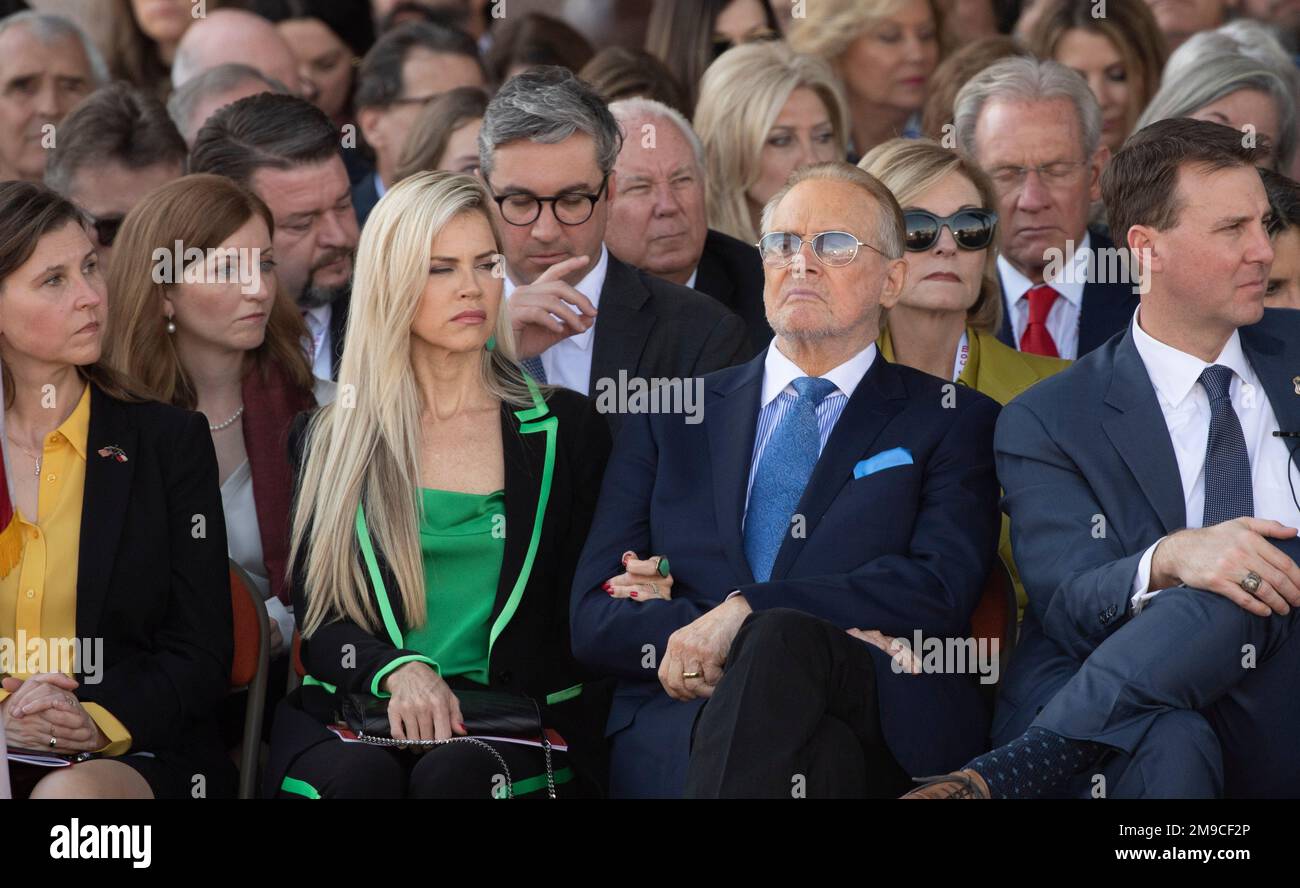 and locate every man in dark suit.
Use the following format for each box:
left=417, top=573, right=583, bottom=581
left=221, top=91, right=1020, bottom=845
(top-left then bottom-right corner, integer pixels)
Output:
left=191, top=93, right=358, bottom=380
left=955, top=57, right=1138, bottom=360
left=352, top=22, right=486, bottom=229
left=909, top=119, right=1300, bottom=799
left=605, top=97, right=771, bottom=348
left=571, top=161, right=1003, bottom=798
left=480, top=68, right=751, bottom=434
